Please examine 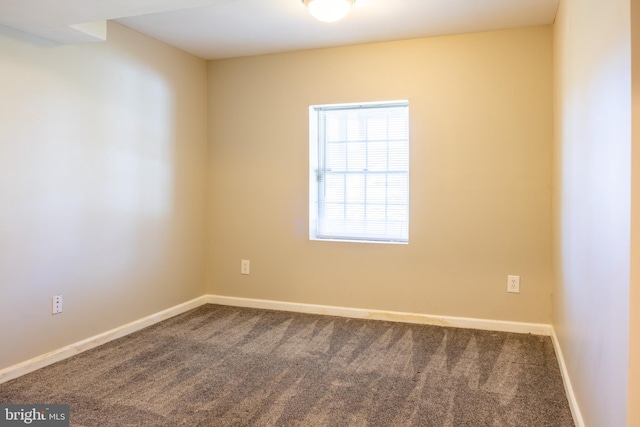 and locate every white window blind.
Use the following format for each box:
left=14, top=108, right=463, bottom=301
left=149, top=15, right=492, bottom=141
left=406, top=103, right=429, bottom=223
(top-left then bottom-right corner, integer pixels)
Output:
left=310, top=101, right=409, bottom=243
